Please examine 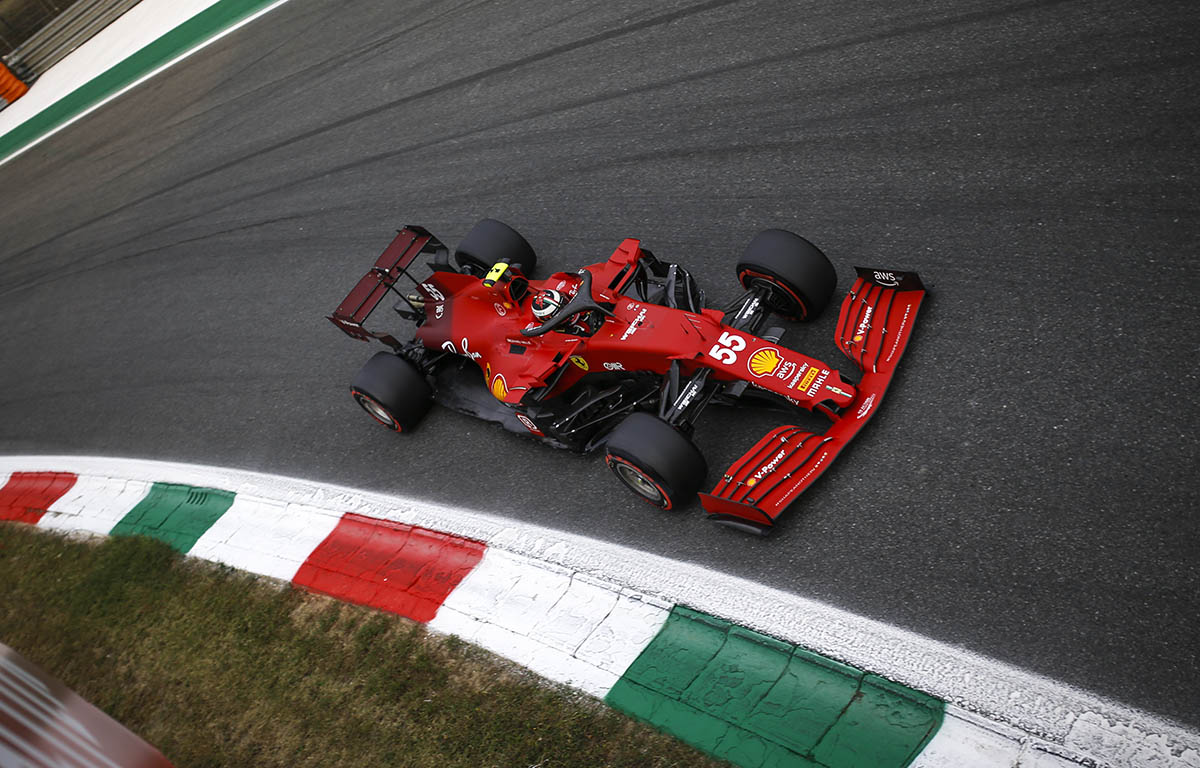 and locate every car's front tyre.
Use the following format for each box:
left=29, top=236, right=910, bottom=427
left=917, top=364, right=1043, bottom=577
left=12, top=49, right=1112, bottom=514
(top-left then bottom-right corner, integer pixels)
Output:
left=605, top=413, right=707, bottom=510
left=736, top=228, right=836, bottom=322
